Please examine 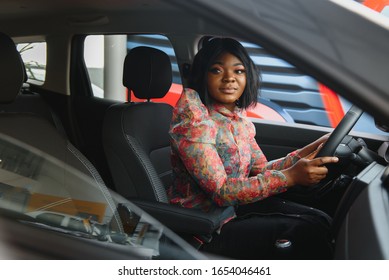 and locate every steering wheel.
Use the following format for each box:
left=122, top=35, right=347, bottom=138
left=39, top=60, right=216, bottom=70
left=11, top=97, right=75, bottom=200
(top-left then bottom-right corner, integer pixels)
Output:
left=281, top=105, right=364, bottom=214
left=305, top=105, right=363, bottom=204
left=315, top=105, right=363, bottom=158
